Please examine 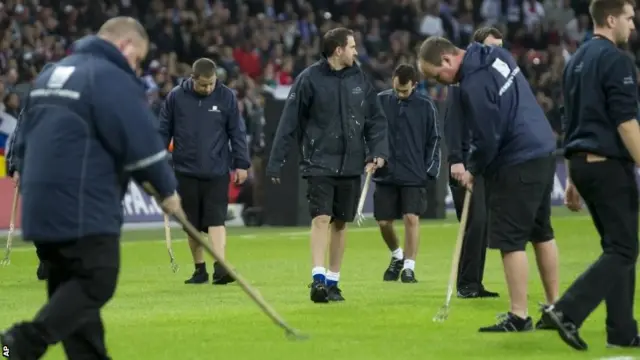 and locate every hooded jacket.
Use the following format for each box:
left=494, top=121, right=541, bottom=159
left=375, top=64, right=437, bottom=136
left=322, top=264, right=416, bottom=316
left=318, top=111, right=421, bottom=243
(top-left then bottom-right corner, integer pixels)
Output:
left=158, top=78, right=251, bottom=178
left=458, top=43, right=556, bottom=175
left=373, top=89, right=440, bottom=186
left=266, top=58, right=388, bottom=178
left=15, top=36, right=176, bottom=241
